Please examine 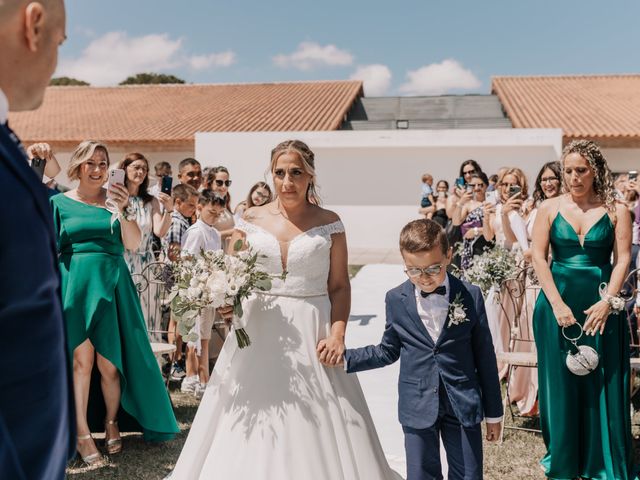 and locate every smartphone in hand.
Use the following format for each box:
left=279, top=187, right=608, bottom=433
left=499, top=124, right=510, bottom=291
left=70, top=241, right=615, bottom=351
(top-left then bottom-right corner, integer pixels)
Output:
left=629, top=170, right=638, bottom=181
left=30, top=157, right=46, bottom=181
left=455, top=177, right=465, bottom=189
left=108, top=169, right=125, bottom=197
left=508, top=185, right=522, bottom=197
left=161, top=175, right=173, bottom=195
